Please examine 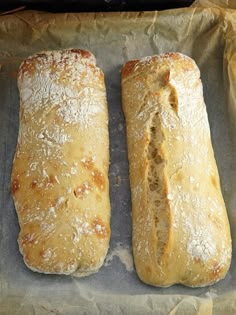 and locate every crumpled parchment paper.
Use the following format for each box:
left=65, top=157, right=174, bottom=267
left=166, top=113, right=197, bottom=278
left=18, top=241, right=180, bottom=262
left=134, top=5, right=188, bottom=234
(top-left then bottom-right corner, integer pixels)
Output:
left=191, top=0, right=236, bottom=9
left=0, top=0, right=236, bottom=314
